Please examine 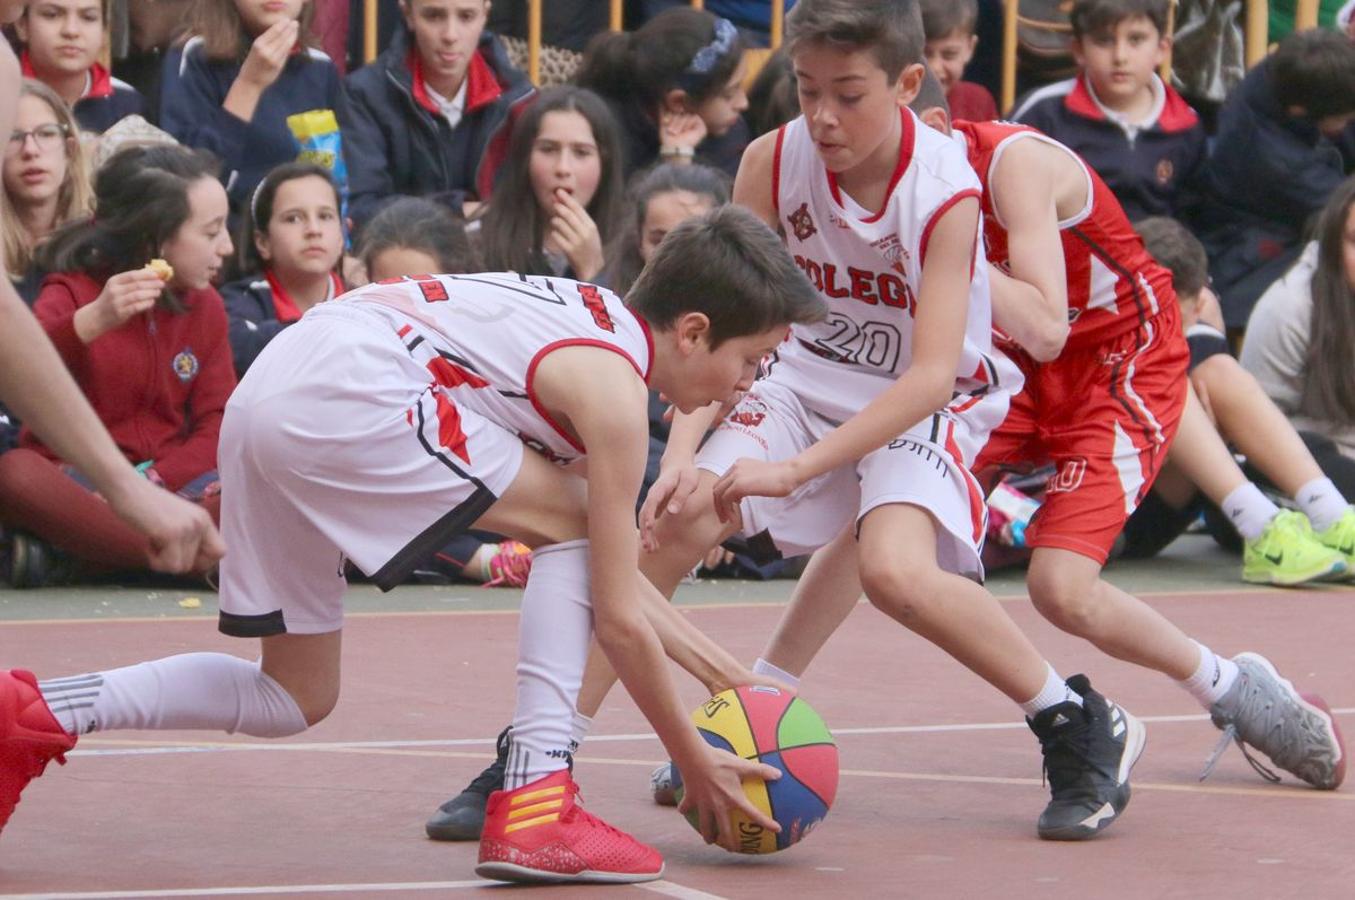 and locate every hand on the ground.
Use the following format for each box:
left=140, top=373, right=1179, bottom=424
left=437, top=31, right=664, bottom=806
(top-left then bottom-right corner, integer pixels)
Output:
left=639, top=461, right=704, bottom=551
left=676, top=745, right=781, bottom=852
left=107, top=475, right=226, bottom=573
left=548, top=189, right=604, bottom=281
left=712, top=458, right=799, bottom=523
left=238, top=19, right=298, bottom=91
